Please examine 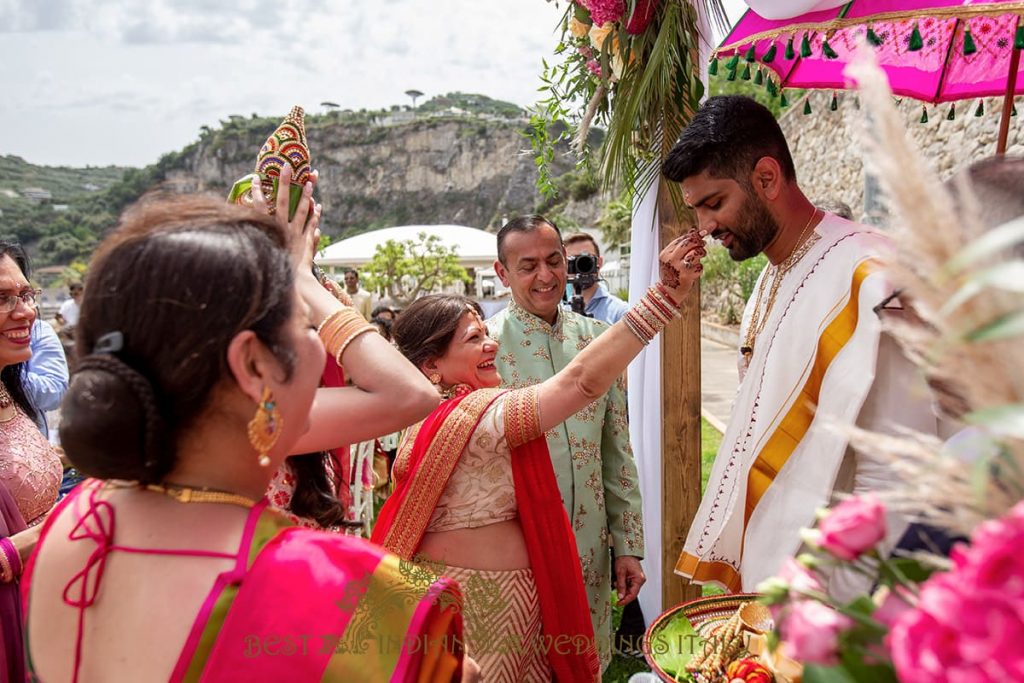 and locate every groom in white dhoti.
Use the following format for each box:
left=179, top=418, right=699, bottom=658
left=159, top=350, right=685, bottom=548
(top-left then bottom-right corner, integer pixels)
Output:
left=663, top=96, right=938, bottom=597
